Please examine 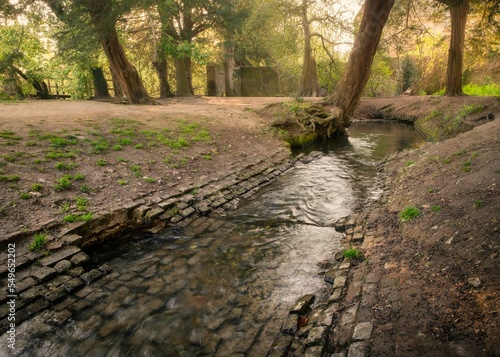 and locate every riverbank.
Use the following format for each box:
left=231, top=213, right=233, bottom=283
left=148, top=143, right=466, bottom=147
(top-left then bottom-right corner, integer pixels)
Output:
left=1, top=96, right=499, bottom=355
